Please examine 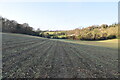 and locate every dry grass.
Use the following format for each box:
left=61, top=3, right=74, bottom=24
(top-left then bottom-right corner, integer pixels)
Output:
left=56, top=39, right=118, bottom=49
left=97, top=39, right=118, bottom=43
